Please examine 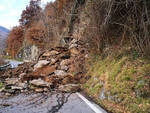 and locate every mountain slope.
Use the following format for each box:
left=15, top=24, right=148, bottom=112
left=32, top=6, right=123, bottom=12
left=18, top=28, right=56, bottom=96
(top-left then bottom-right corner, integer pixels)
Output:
left=0, top=26, right=9, bottom=54
left=0, top=26, right=9, bottom=33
